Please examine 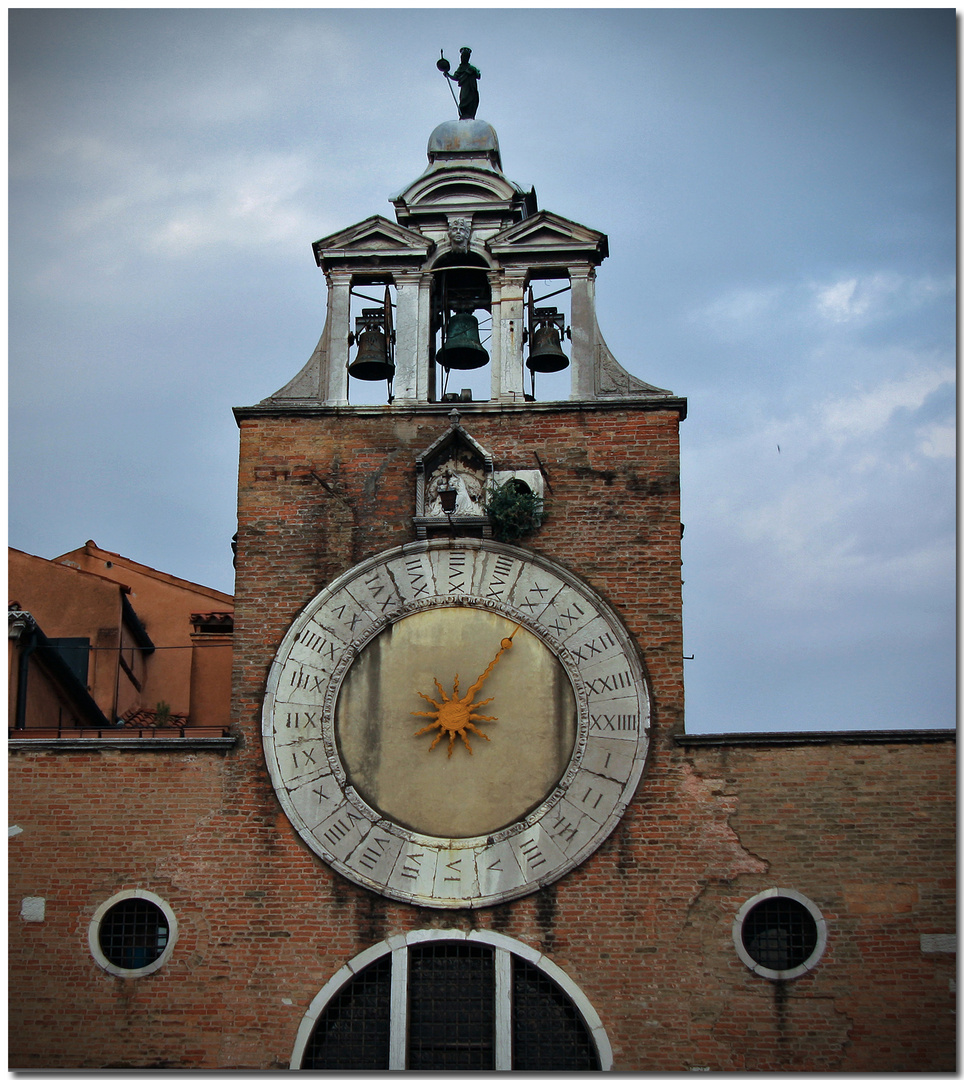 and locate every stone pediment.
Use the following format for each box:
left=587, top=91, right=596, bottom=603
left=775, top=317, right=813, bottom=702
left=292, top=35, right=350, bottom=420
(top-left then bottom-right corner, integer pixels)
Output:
left=312, top=215, right=432, bottom=270
left=487, top=211, right=609, bottom=265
